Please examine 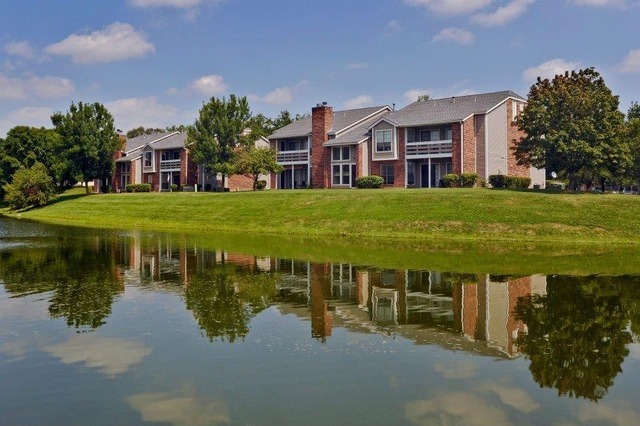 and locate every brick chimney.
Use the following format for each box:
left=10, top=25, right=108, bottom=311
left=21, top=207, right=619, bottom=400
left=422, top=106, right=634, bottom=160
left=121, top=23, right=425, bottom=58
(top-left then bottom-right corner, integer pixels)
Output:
left=311, top=102, right=333, bottom=188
